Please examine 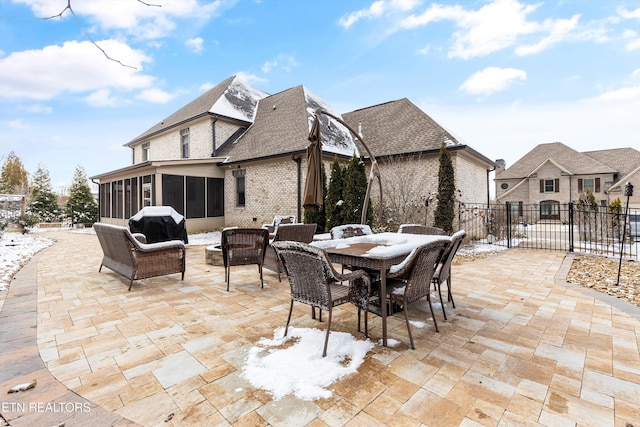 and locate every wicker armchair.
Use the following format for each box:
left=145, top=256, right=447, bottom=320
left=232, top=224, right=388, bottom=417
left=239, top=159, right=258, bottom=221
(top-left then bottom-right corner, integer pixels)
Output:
left=221, top=227, right=269, bottom=291
left=262, top=215, right=296, bottom=237
left=433, top=230, right=466, bottom=319
left=264, top=223, right=317, bottom=281
left=375, top=239, right=449, bottom=349
left=271, top=241, right=371, bottom=357
left=94, top=223, right=186, bottom=291
left=398, top=224, right=447, bottom=236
